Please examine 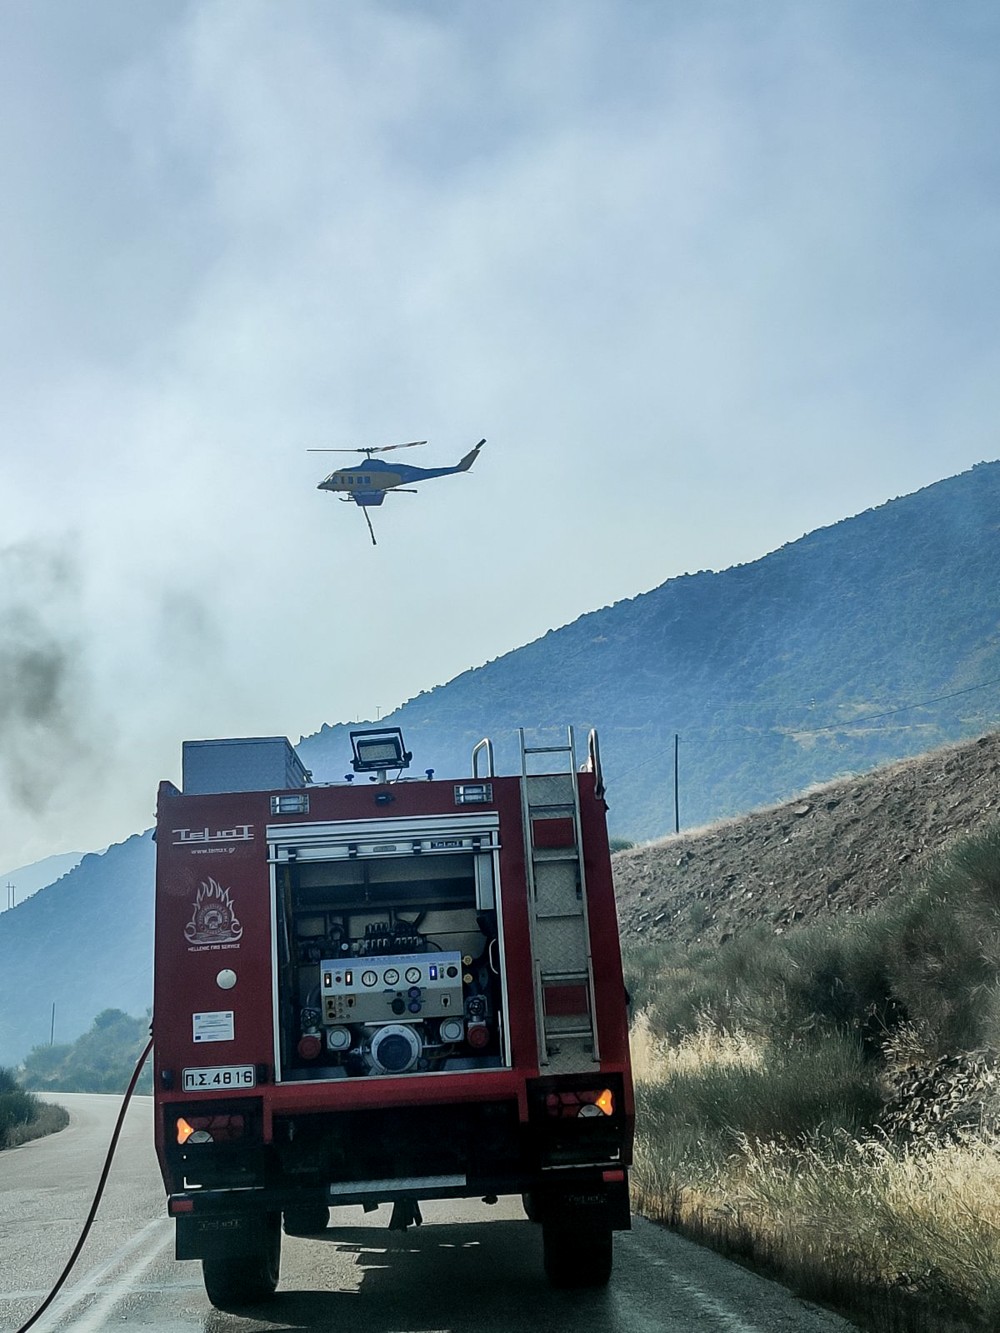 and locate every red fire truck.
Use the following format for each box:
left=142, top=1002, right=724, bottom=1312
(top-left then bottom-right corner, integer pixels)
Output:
left=153, top=726, right=633, bottom=1307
